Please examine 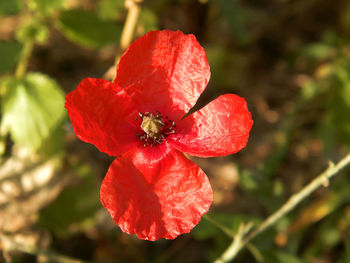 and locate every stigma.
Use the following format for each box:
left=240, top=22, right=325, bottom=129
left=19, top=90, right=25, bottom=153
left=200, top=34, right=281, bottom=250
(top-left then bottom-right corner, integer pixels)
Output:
left=136, top=111, right=176, bottom=147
